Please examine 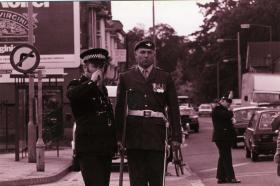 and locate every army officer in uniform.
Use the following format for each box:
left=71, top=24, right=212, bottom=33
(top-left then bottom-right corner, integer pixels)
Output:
left=67, top=48, right=117, bottom=186
left=115, top=40, right=182, bottom=186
